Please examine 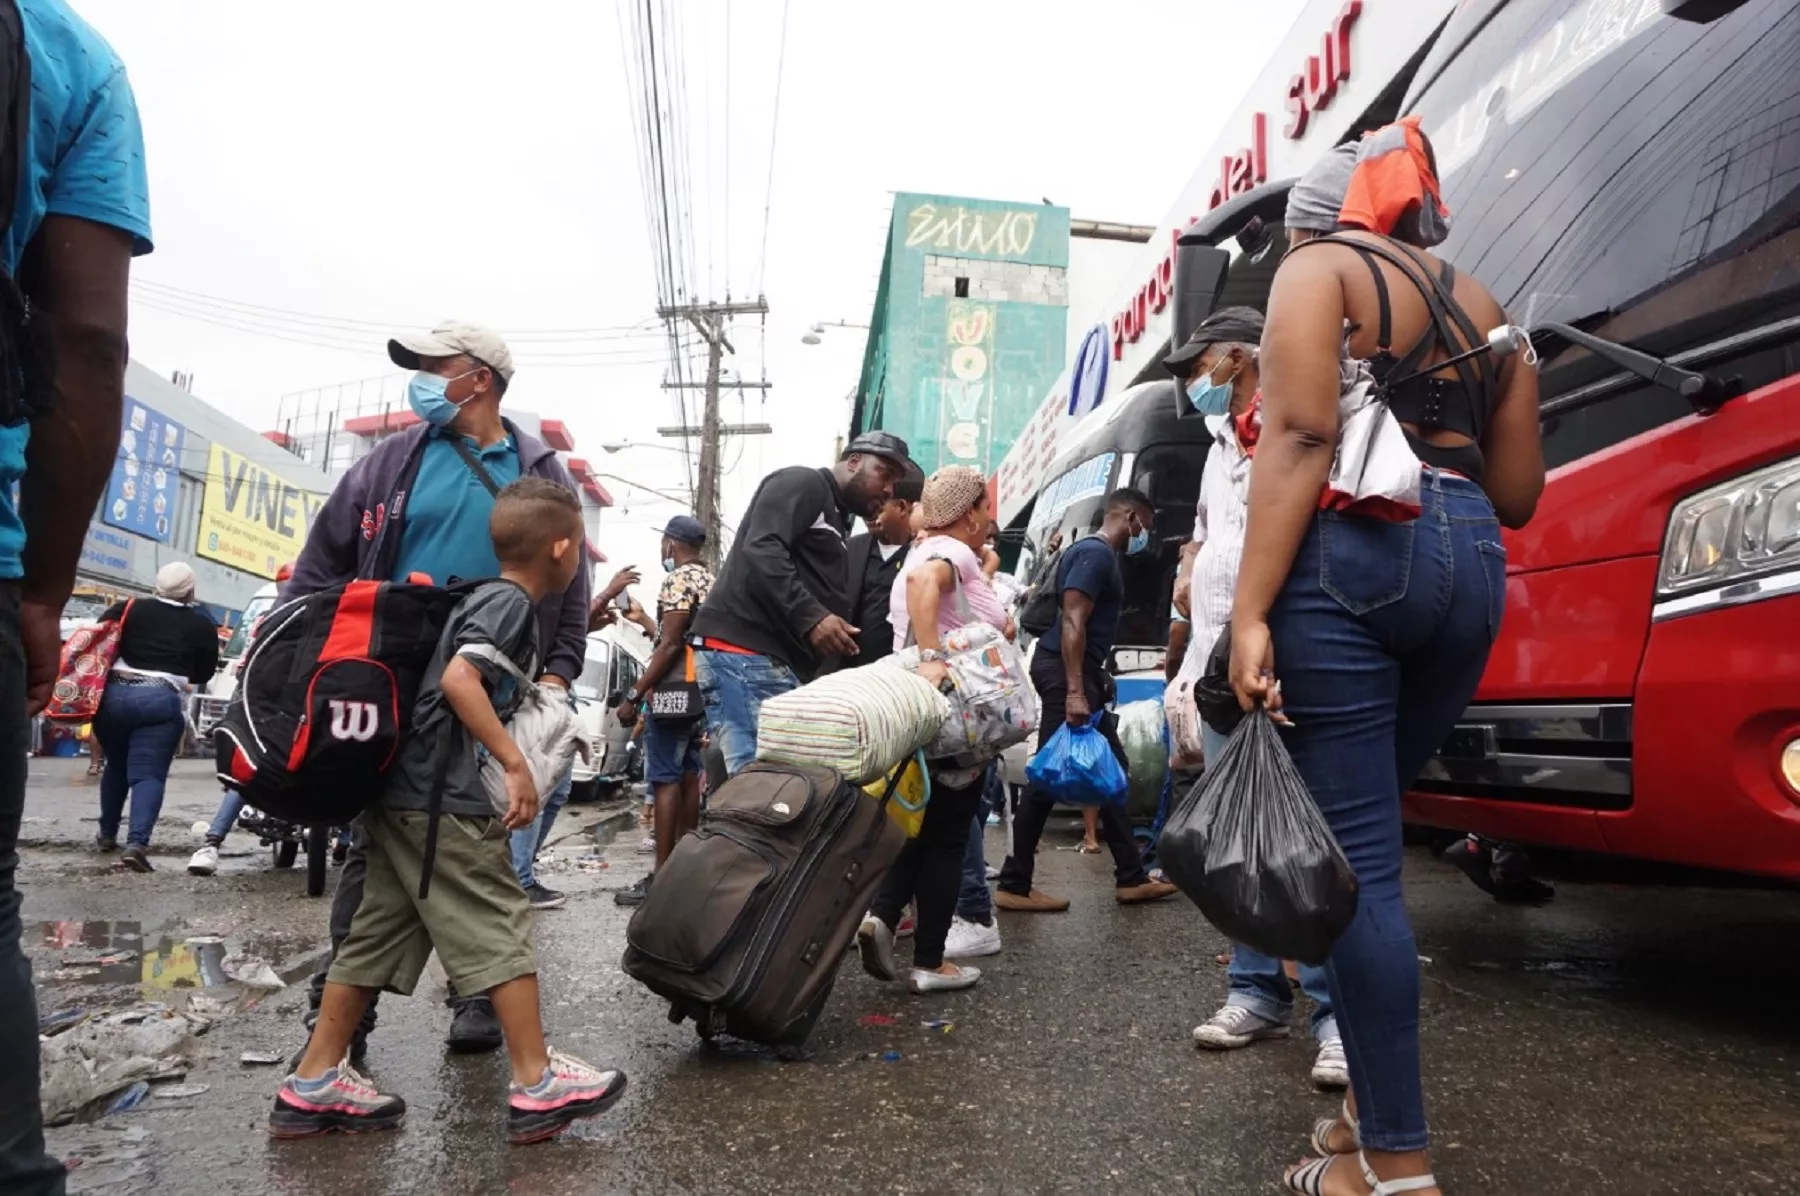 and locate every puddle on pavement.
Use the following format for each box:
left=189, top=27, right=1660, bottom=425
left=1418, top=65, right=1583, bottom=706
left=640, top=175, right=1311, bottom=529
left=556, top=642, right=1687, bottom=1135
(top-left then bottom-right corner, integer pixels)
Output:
left=37, top=919, right=323, bottom=992
left=1459, top=954, right=1625, bottom=991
